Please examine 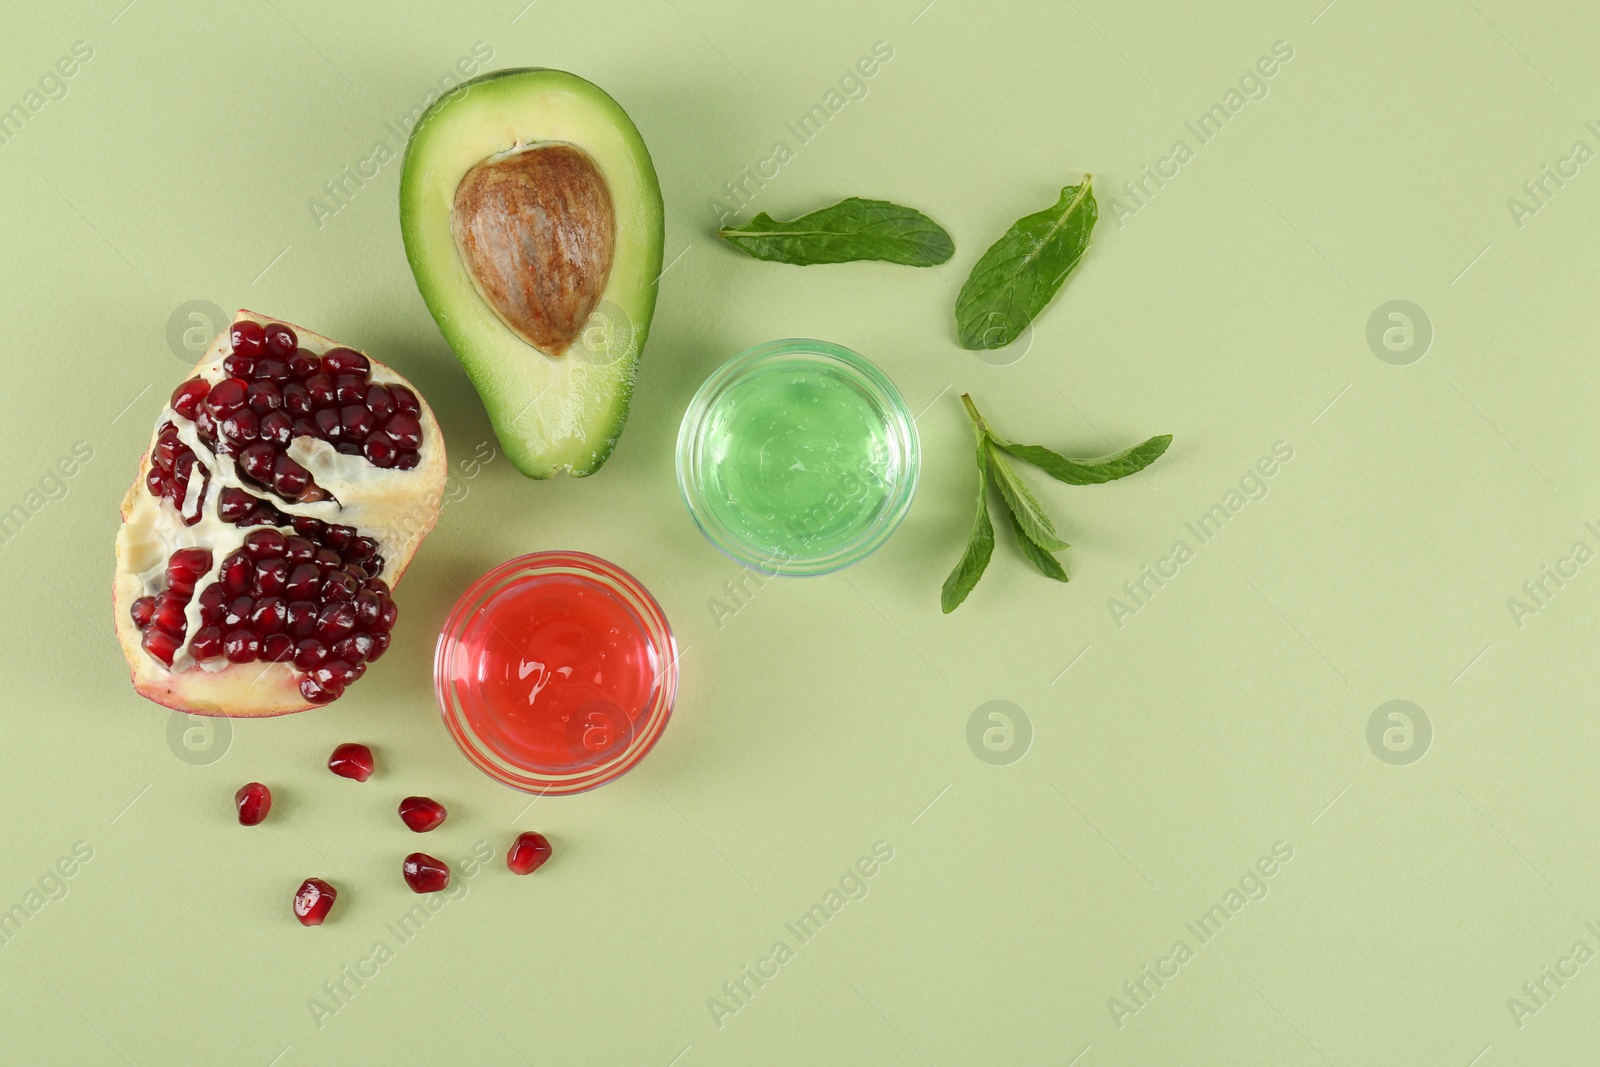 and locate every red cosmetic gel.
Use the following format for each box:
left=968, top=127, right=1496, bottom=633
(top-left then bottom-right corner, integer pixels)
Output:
left=435, top=552, right=677, bottom=794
